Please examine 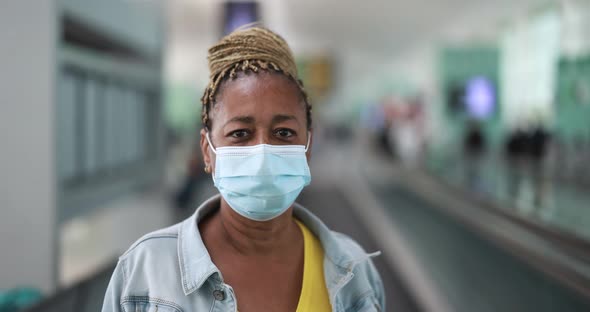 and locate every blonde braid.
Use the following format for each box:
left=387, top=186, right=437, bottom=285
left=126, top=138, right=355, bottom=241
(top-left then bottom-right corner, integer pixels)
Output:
left=201, top=27, right=311, bottom=130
